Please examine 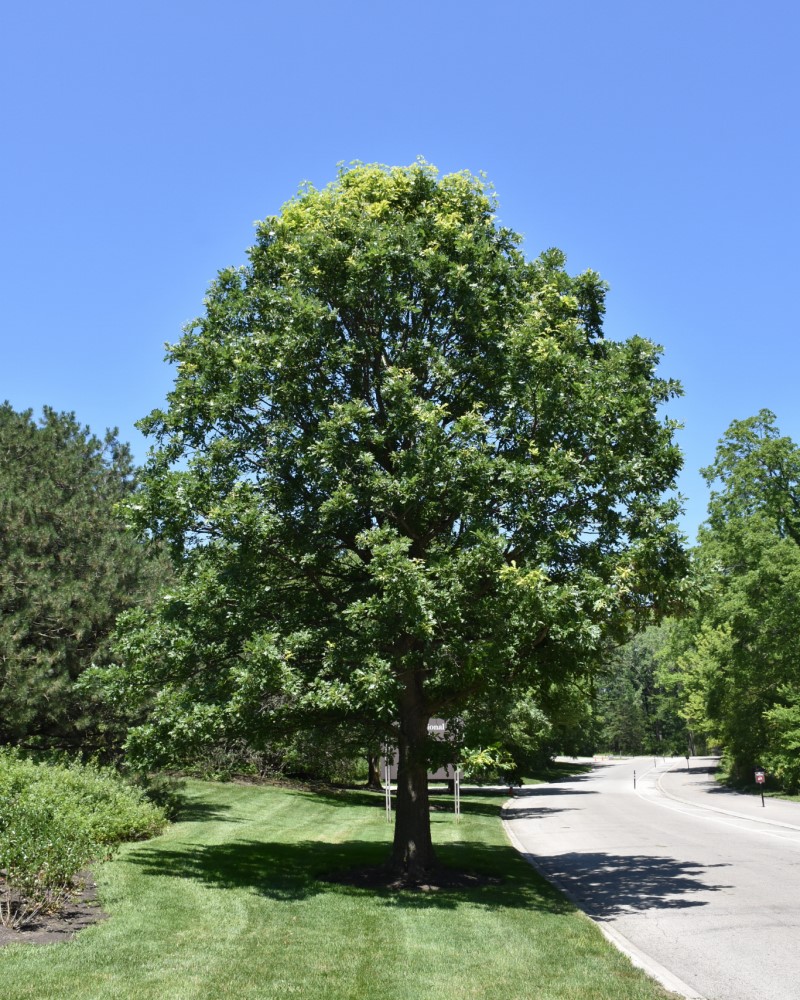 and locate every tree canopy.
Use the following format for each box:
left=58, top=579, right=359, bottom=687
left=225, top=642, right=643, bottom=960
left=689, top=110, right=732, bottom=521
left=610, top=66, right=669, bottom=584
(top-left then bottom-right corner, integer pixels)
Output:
left=0, top=404, right=167, bottom=750
left=669, top=410, right=800, bottom=788
left=117, top=161, right=685, bottom=875
left=595, top=622, right=689, bottom=757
